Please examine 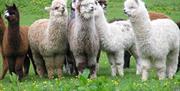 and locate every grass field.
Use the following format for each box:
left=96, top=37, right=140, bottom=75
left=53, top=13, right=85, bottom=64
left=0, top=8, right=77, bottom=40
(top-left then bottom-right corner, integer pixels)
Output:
left=0, top=0, right=180, bottom=91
